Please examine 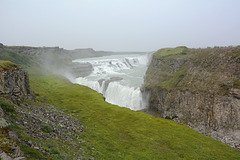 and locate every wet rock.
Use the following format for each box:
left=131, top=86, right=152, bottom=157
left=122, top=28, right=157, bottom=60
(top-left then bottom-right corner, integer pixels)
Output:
left=70, top=62, right=93, bottom=78
left=101, top=77, right=123, bottom=94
